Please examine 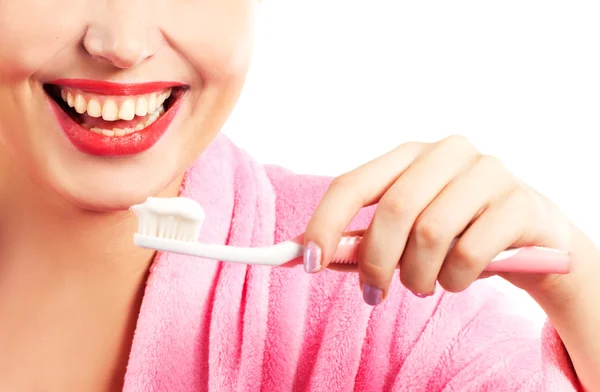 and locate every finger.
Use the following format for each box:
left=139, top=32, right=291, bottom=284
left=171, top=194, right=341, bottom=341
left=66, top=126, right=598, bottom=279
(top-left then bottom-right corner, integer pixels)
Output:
left=520, top=184, right=572, bottom=251
left=358, top=135, right=480, bottom=304
left=303, top=142, right=426, bottom=273
left=400, top=155, right=516, bottom=296
left=477, top=271, right=497, bottom=280
left=438, top=187, right=534, bottom=292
